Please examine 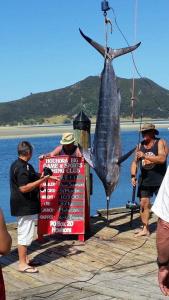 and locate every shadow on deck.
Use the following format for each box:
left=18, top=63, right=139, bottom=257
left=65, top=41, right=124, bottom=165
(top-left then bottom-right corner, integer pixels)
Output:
left=1, top=208, right=164, bottom=300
